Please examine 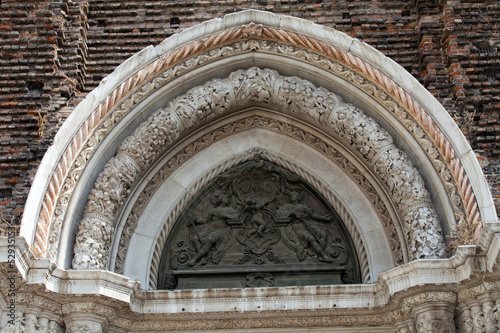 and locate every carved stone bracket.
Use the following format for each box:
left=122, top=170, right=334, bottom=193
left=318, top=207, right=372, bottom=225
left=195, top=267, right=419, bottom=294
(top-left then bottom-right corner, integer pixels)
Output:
left=414, top=306, right=455, bottom=333
left=72, top=67, right=445, bottom=270
left=391, top=292, right=457, bottom=333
